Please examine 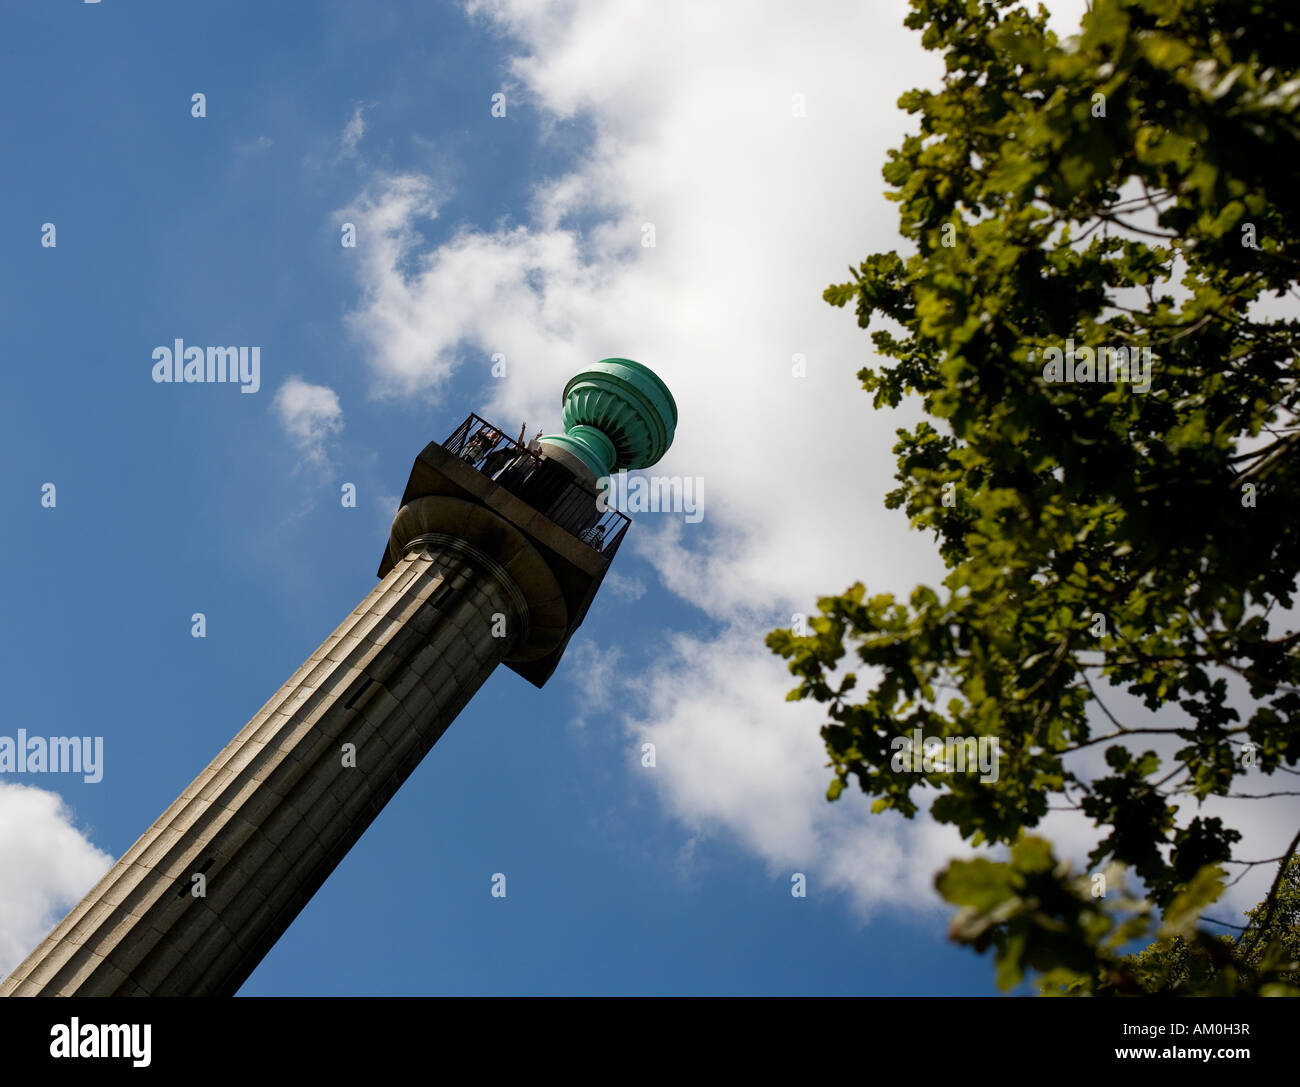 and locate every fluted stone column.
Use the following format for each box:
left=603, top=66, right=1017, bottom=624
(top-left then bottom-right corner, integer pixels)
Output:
left=3, top=357, right=676, bottom=997
left=2, top=523, right=545, bottom=996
